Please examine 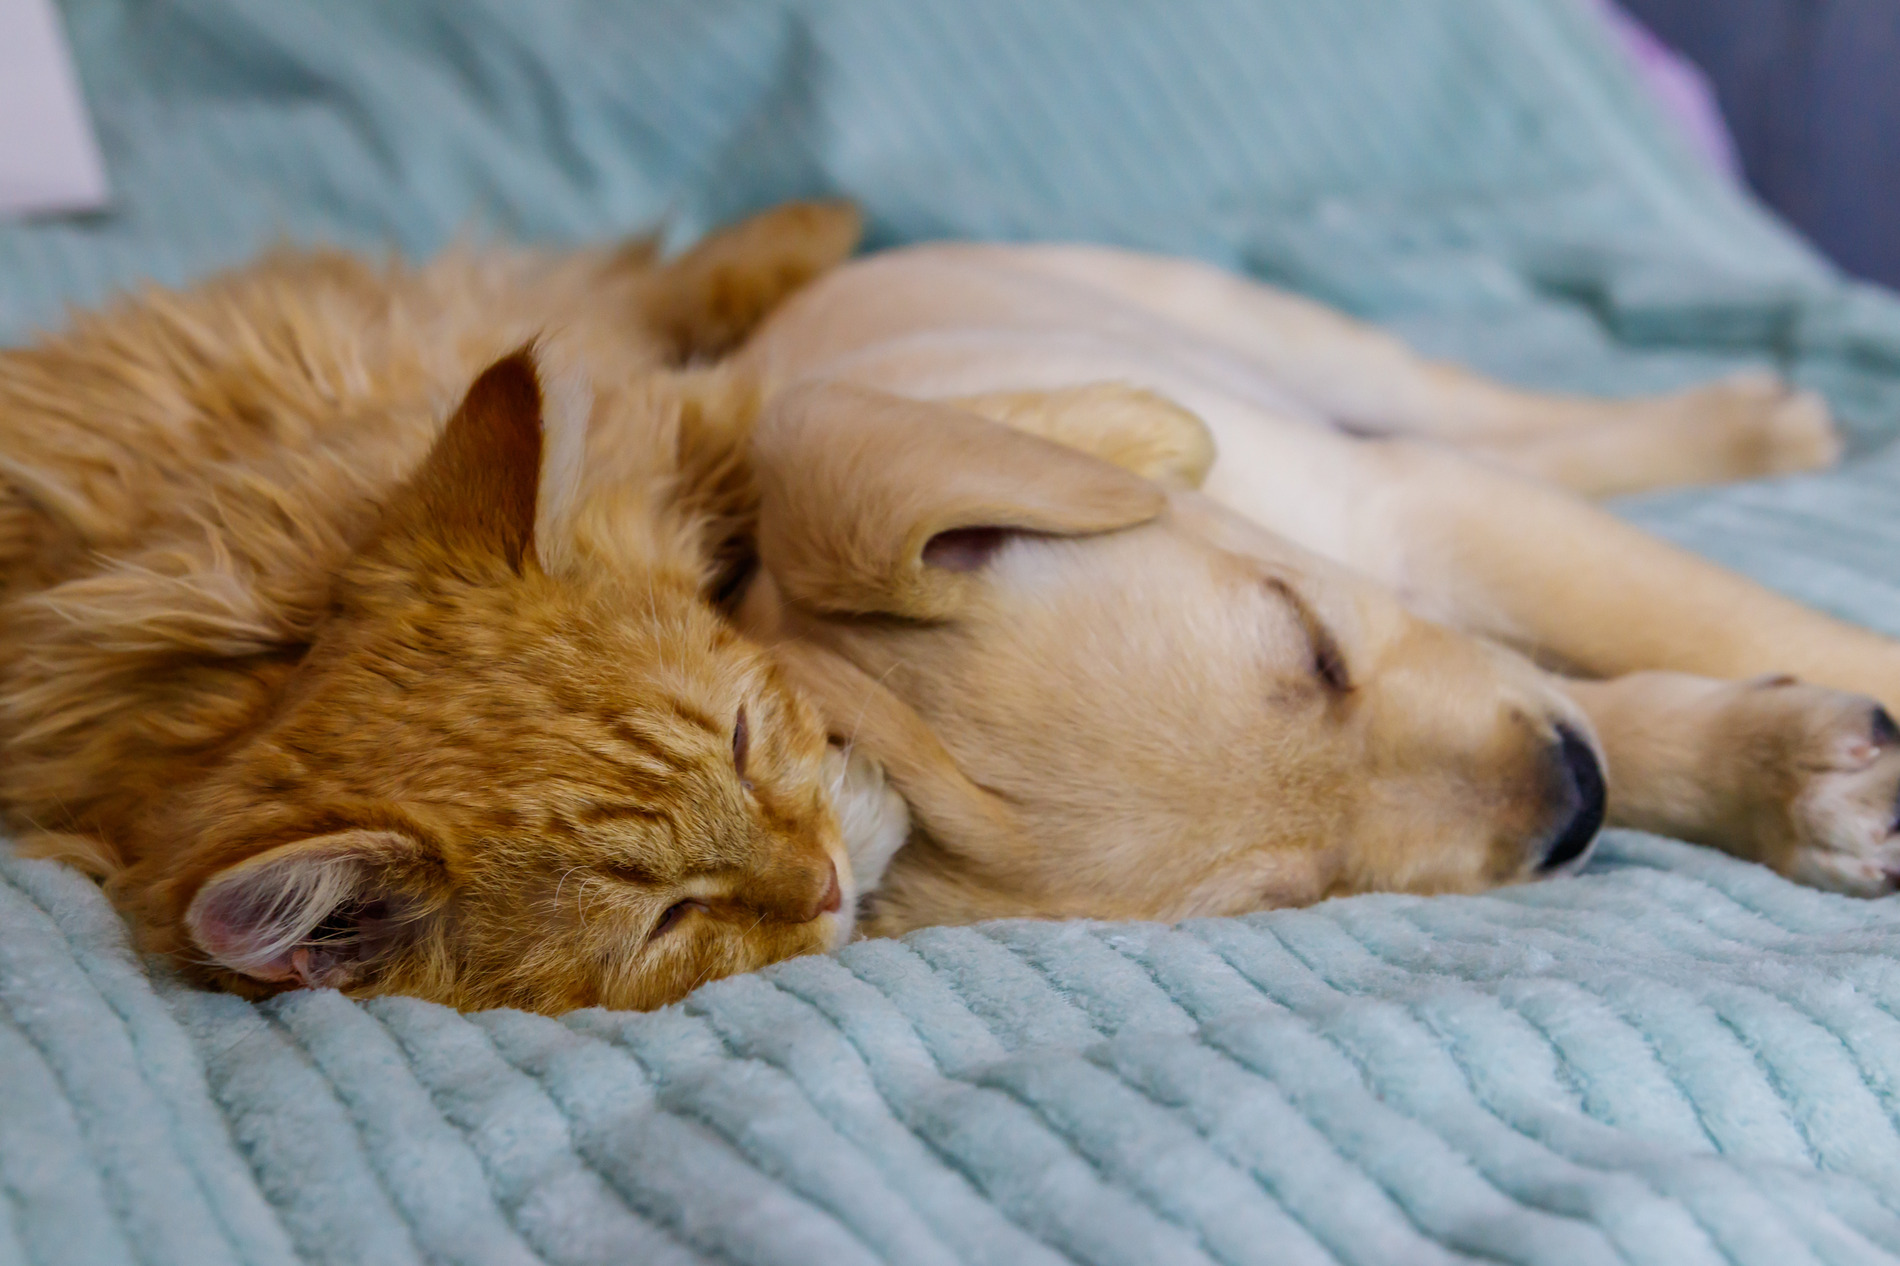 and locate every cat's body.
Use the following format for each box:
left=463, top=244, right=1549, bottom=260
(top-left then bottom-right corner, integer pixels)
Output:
left=0, top=203, right=866, bottom=1013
